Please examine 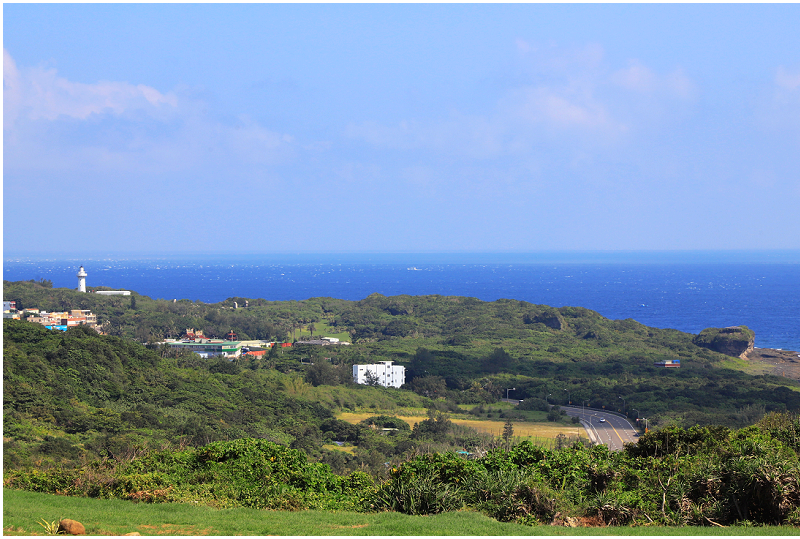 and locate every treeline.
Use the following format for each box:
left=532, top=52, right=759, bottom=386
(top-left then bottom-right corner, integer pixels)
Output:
left=3, top=280, right=344, bottom=342
left=1, top=280, right=724, bottom=354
